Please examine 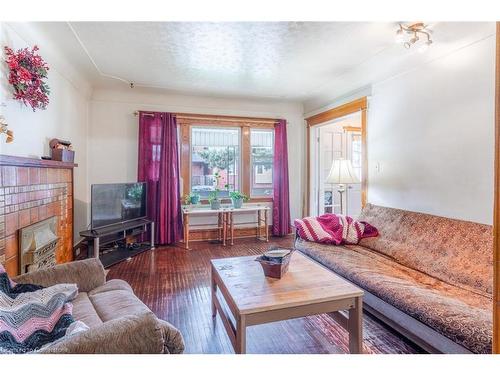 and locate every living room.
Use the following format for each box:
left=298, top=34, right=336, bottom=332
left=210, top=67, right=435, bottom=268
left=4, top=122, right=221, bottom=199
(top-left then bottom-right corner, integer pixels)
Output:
left=1, top=1, right=499, bottom=373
